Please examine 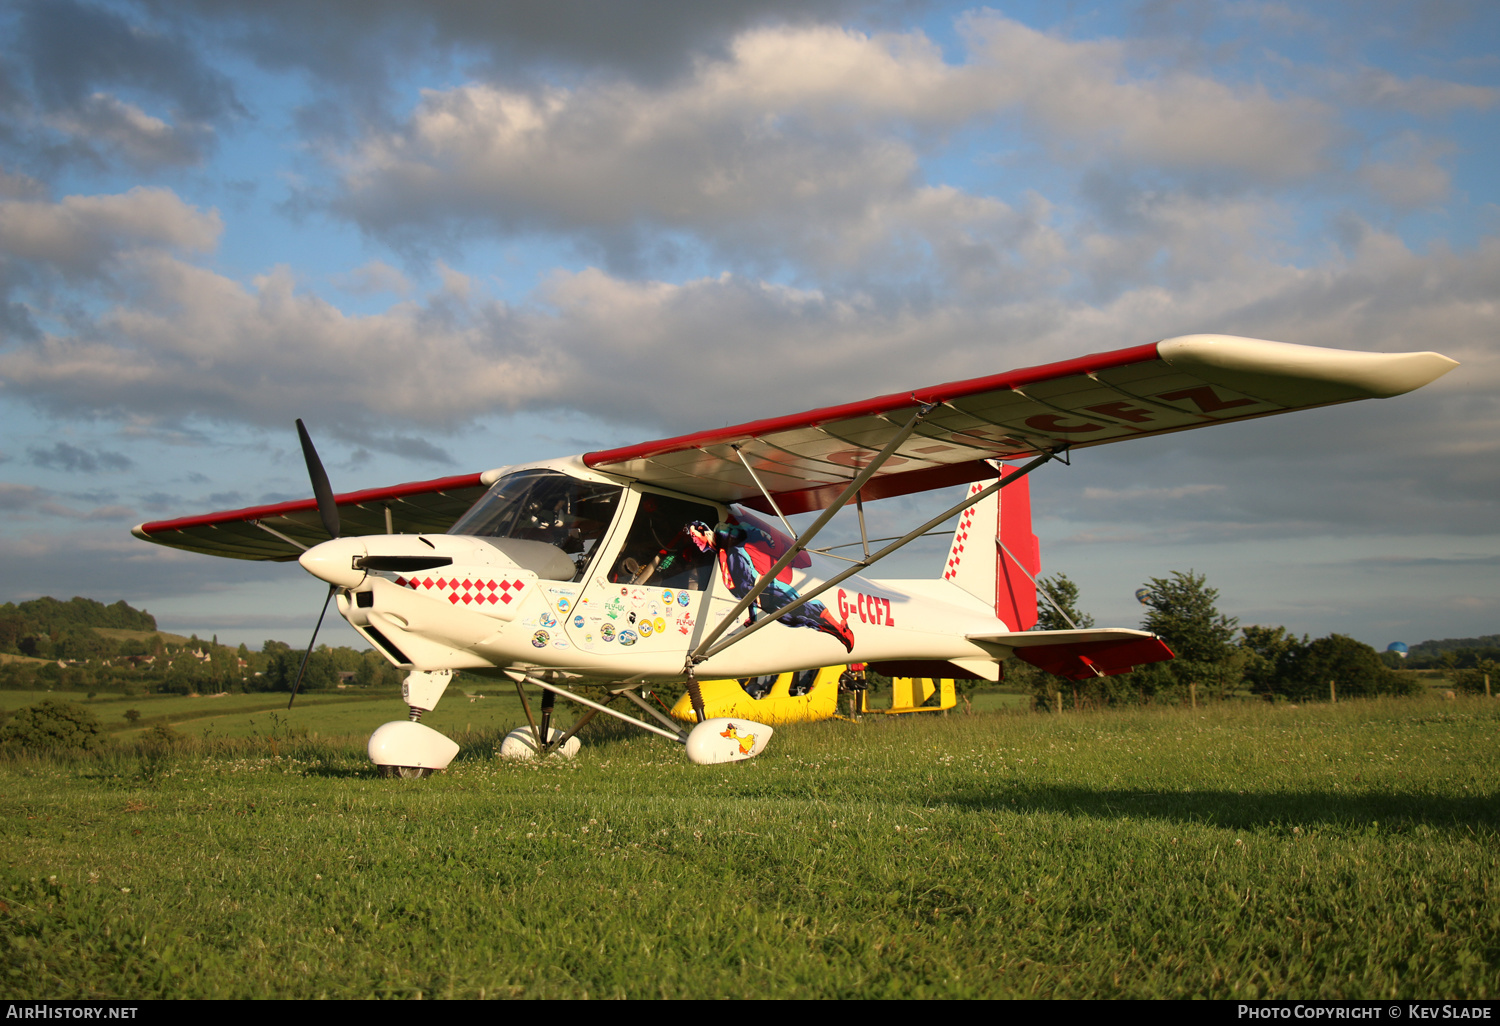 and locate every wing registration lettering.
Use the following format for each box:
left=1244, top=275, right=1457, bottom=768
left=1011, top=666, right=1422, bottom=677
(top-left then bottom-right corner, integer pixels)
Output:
left=1152, top=385, right=1263, bottom=415
left=1080, top=400, right=1157, bottom=423
left=1020, top=414, right=1107, bottom=434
